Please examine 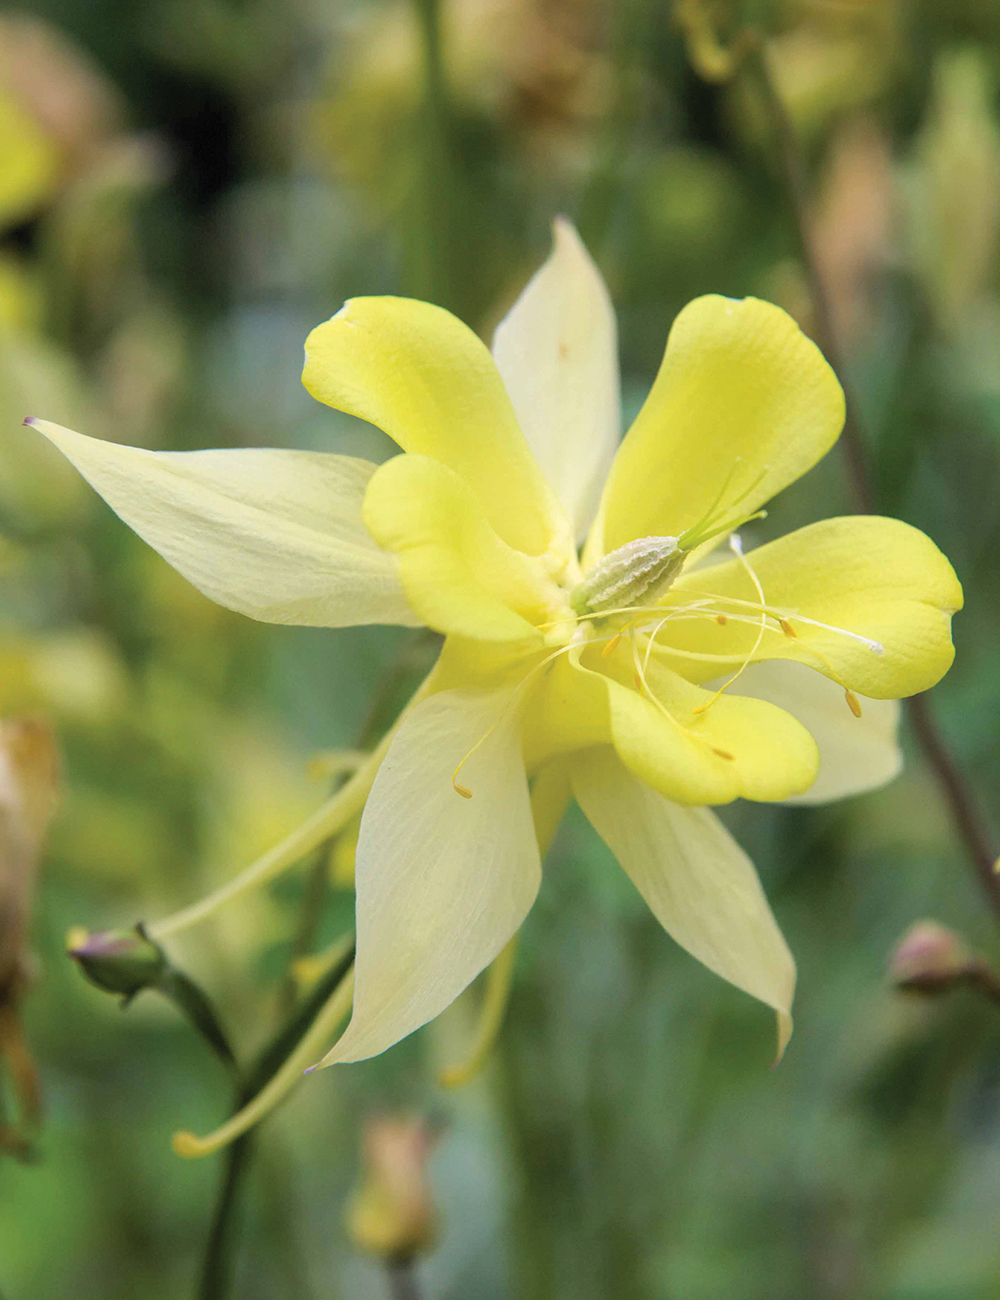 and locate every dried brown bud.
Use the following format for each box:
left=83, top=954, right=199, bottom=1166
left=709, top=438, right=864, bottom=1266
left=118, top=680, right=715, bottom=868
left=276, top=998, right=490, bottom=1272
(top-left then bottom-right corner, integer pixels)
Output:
left=0, top=717, right=59, bottom=1151
left=346, top=1115, right=440, bottom=1263
left=0, top=718, right=59, bottom=1001
left=889, top=920, right=974, bottom=994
